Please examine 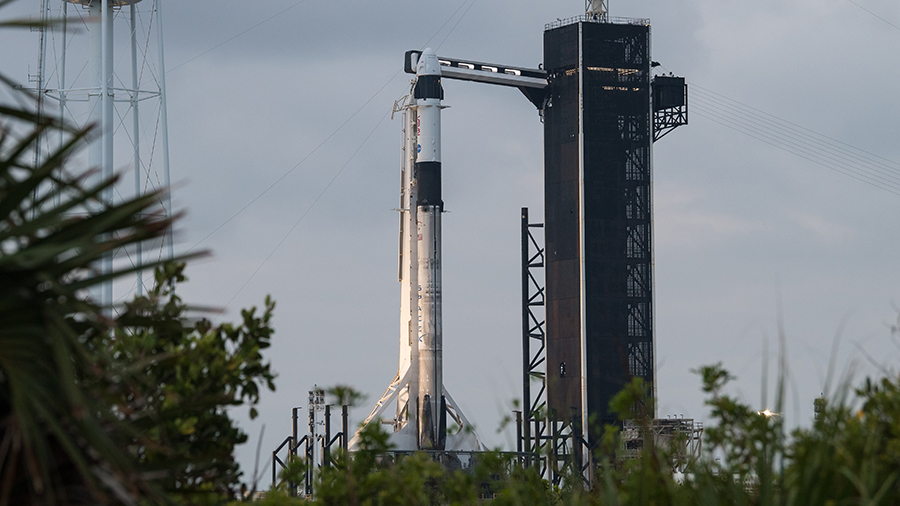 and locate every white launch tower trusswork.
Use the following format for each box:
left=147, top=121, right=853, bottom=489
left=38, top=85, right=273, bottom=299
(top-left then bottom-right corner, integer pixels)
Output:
left=350, top=49, right=482, bottom=452
left=29, top=0, right=174, bottom=306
